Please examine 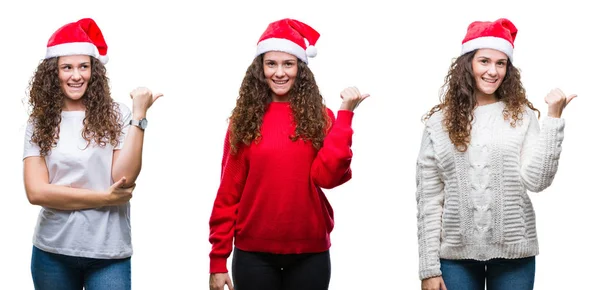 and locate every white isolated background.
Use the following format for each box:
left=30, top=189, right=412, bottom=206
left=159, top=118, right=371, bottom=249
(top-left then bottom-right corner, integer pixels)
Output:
left=0, top=0, right=597, bottom=289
